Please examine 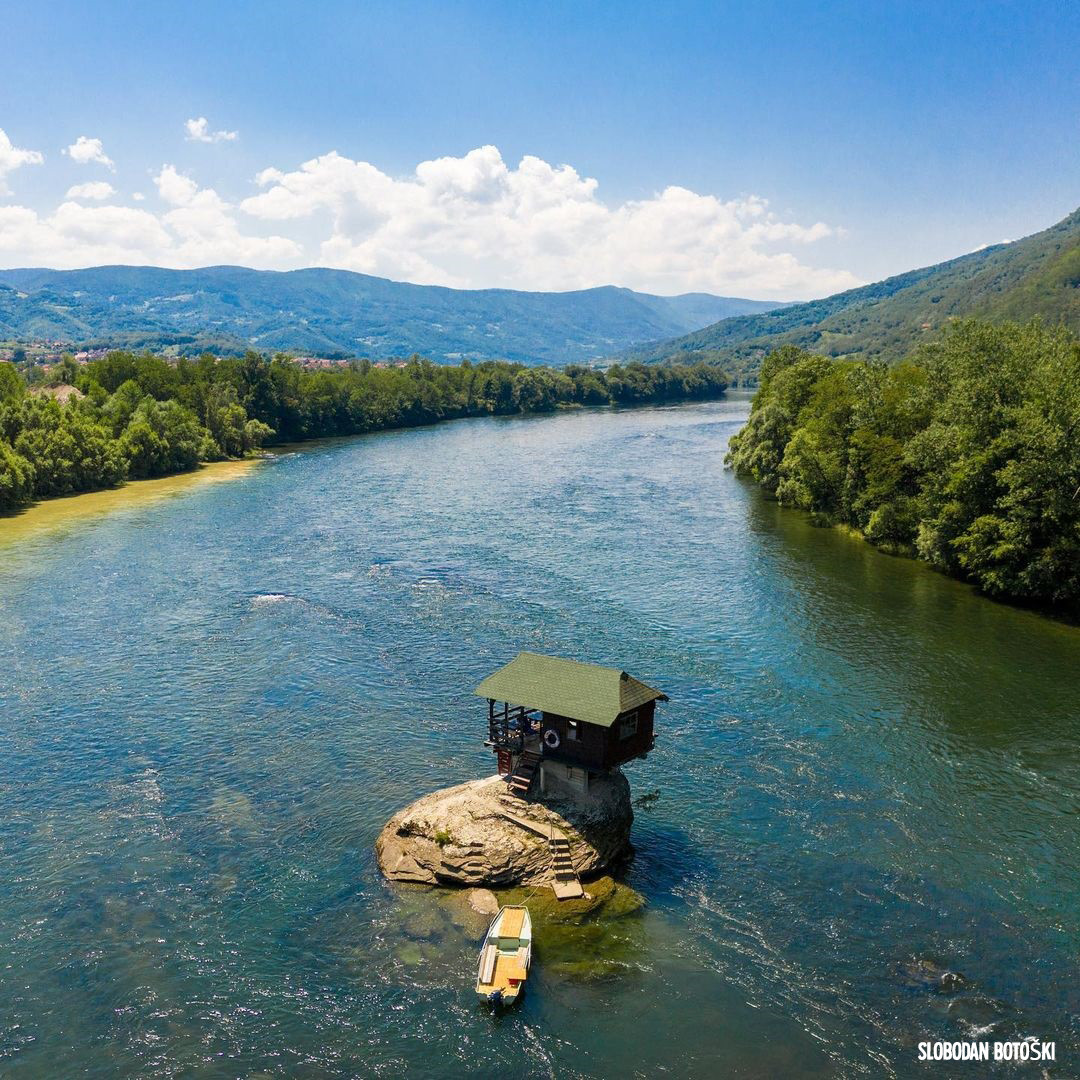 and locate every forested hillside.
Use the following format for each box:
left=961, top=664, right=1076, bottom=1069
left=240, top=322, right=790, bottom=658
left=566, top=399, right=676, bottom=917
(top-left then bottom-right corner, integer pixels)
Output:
left=0, top=351, right=728, bottom=511
left=726, top=320, right=1080, bottom=611
left=627, top=207, right=1080, bottom=381
left=0, top=265, right=778, bottom=364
